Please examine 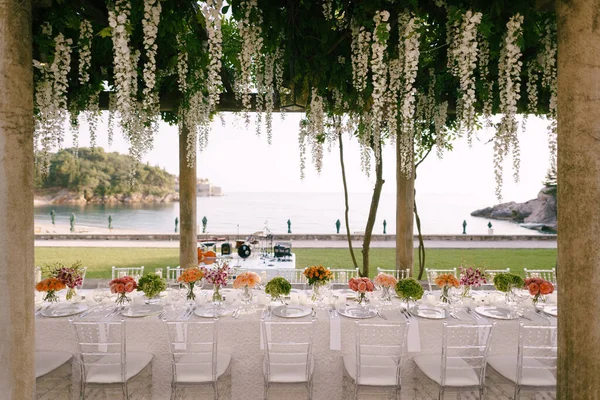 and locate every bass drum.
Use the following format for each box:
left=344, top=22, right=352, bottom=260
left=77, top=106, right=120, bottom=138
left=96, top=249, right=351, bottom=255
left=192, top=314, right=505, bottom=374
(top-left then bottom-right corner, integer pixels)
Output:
left=238, top=244, right=252, bottom=259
